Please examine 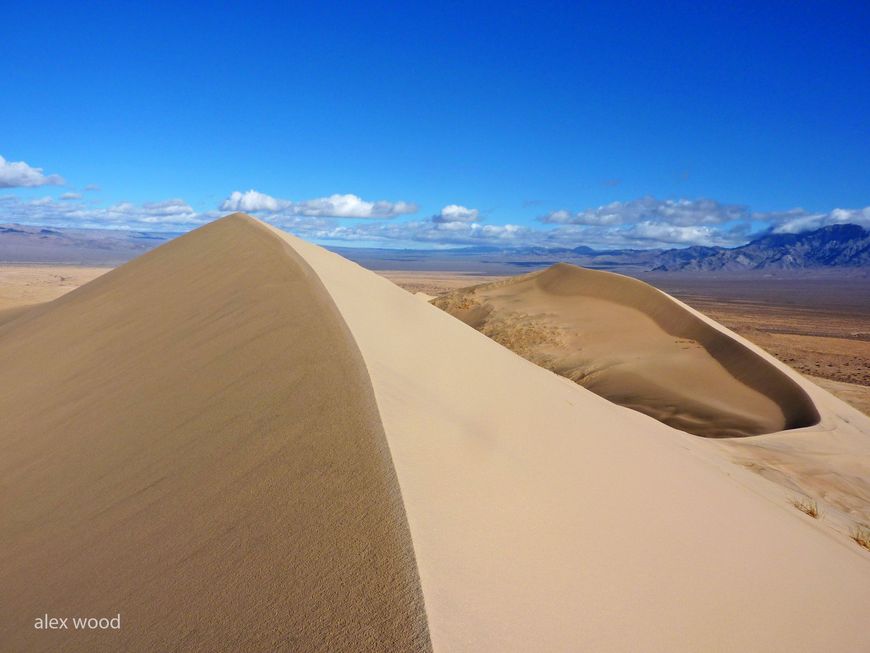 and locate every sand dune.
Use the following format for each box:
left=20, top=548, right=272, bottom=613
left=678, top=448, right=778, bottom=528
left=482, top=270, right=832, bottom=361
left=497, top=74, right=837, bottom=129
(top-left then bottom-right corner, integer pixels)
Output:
left=433, top=263, right=819, bottom=437
left=2, top=214, right=870, bottom=652
left=0, top=217, right=429, bottom=652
